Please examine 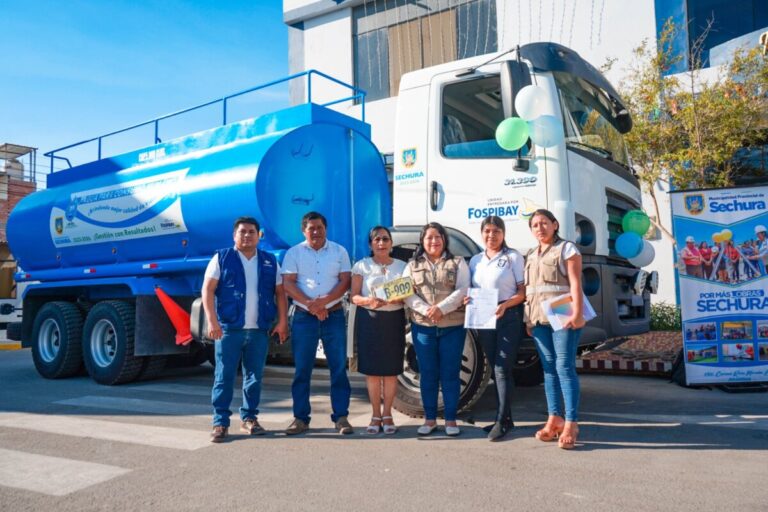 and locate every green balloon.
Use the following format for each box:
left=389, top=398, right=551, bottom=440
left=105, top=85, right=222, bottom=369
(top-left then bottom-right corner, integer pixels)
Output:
left=622, top=210, right=651, bottom=236
left=495, top=117, right=530, bottom=151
